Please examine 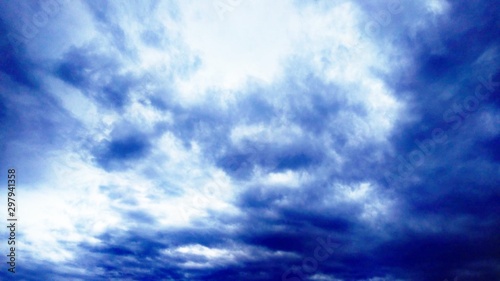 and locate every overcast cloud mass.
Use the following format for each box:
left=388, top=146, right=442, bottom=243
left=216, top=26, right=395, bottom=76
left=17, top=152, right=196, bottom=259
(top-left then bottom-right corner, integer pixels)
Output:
left=0, top=0, right=499, bottom=280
